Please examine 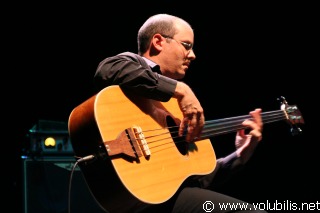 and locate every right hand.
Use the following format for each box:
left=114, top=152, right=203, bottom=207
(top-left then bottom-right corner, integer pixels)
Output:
left=174, top=82, right=205, bottom=142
